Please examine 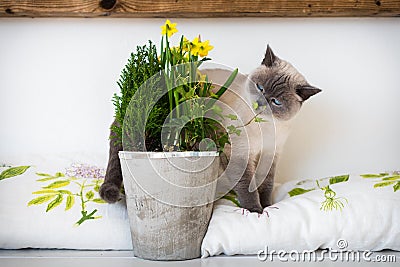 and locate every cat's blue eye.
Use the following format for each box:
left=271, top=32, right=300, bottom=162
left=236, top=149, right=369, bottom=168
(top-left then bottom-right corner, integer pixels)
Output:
left=271, top=98, right=282, bottom=106
left=256, top=83, right=264, bottom=92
